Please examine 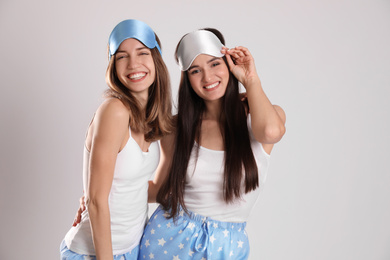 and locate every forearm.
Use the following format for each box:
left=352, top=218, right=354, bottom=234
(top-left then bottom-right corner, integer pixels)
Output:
left=147, top=133, right=175, bottom=203
left=148, top=180, right=159, bottom=203
left=88, top=199, right=114, bottom=260
left=148, top=166, right=170, bottom=203
left=244, top=76, right=286, bottom=143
